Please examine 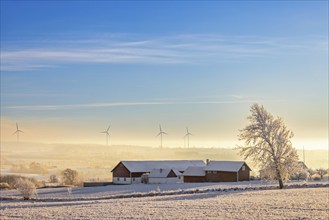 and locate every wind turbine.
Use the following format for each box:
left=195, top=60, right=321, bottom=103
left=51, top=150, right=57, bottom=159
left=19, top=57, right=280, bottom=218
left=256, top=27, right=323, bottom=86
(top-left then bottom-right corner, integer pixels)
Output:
left=13, top=123, right=24, bottom=143
left=157, top=124, right=168, bottom=148
left=185, top=127, right=193, bottom=148
left=101, top=125, right=111, bottom=145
